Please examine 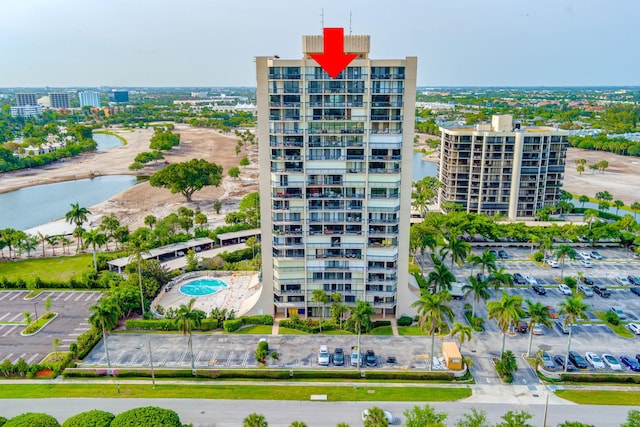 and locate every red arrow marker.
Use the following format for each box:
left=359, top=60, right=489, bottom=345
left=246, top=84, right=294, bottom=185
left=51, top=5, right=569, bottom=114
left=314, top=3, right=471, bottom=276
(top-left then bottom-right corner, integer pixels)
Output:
left=310, top=28, right=357, bottom=79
